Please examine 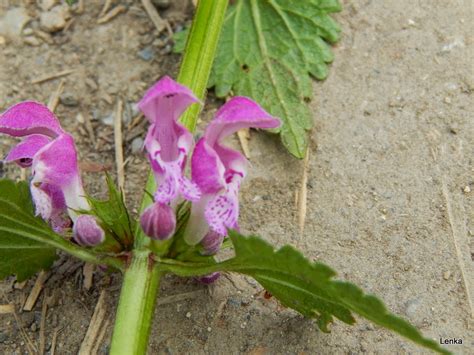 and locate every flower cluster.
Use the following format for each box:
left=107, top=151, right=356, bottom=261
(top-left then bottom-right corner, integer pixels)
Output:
left=0, top=77, right=279, bottom=259
left=0, top=102, right=104, bottom=246
left=138, top=76, right=280, bottom=254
